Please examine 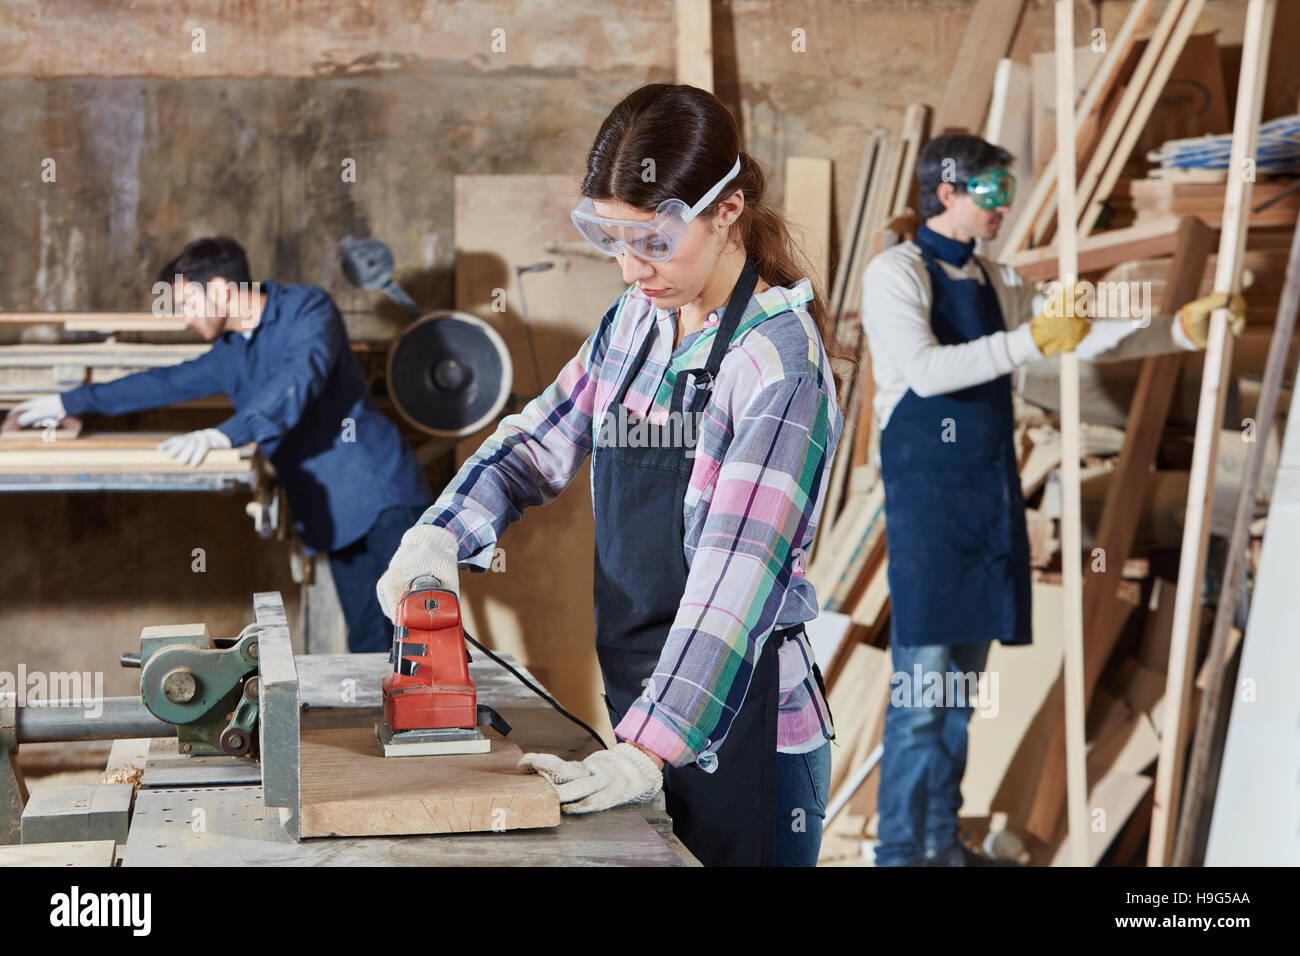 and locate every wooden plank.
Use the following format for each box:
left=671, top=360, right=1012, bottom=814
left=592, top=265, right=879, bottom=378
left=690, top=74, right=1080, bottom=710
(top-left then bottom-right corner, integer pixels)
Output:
left=674, top=0, right=713, bottom=92
left=124, top=784, right=681, bottom=866
left=1025, top=217, right=1214, bottom=843
left=829, top=131, right=883, bottom=324
left=998, top=0, right=1155, bottom=254
left=297, top=726, right=560, bottom=838
left=891, top=104, right=929, bottom=217
left=985, top=59, right=1036, bottom=259
left=933, top=0, right=1027, bottom=135
left=1077, top=0, right=1206, bottom=237
left=1004, top=219, right=1184, bottom=284
left=0, top=839, right=116, bottom=866
left=1151, top=0, right=1277, bottom=867
left=1176, top=215, right=1300, bottom=865
left=0, top=312, right=185, bottom=332
left=1052, top=0, right=1089, bottom=869
left=784, top=156, right=834, bottom=295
